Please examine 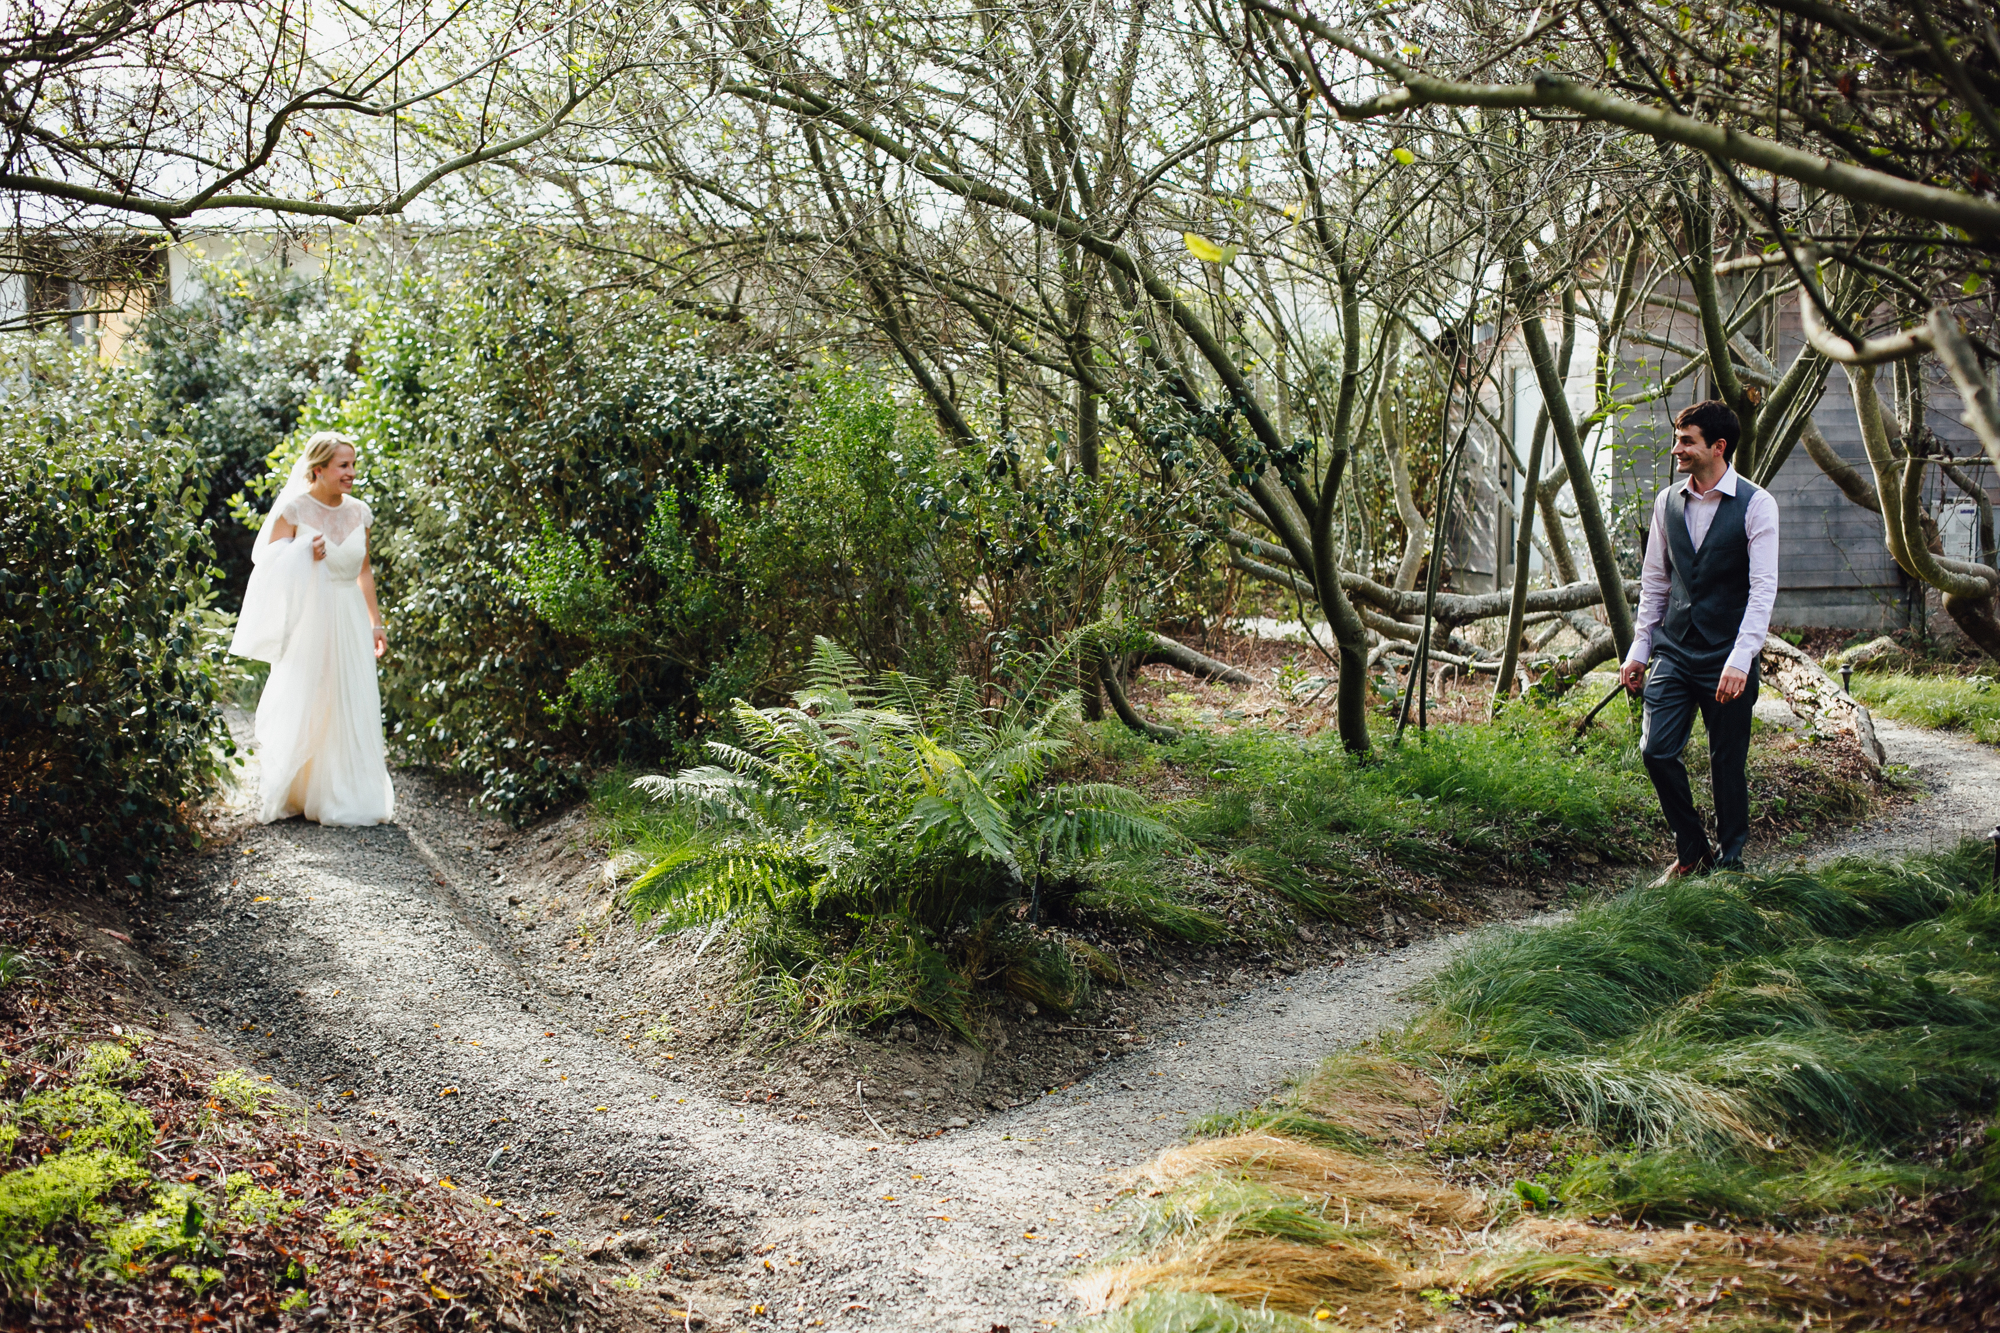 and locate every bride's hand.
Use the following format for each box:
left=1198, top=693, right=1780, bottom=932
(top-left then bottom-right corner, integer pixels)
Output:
left=311, top=534, right=328, bottom=561
left=372, top=624, right=388, bottom=659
